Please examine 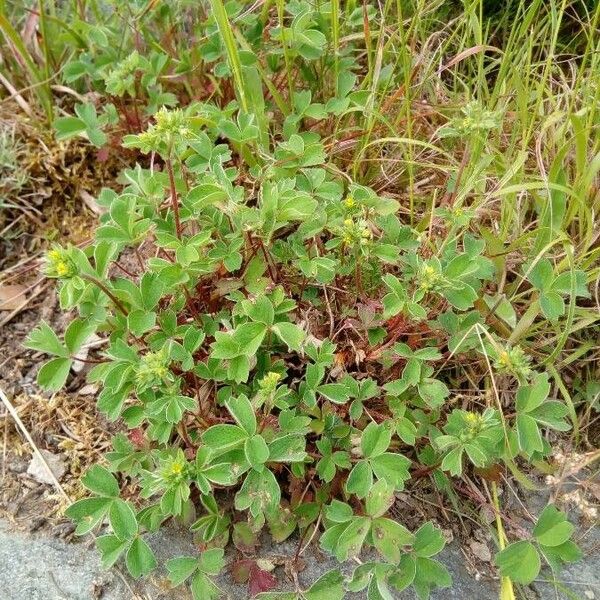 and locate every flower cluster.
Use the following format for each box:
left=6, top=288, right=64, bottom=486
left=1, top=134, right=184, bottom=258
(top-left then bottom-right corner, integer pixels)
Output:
left=417, top=262, right=445, bottom=293
left=494, top=345, right=532, bottom=380
left=135, top=348, right=171, bottom=390
left=44, top=246, right=77, bottom=279
left=130, top=107, right=192, bottom=154
left=340, top=217, right=372, bottom=247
